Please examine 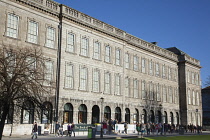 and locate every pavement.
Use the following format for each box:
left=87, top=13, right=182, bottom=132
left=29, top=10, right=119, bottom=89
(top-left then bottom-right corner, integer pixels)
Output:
left=2, top=131, right=210, bottom=140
